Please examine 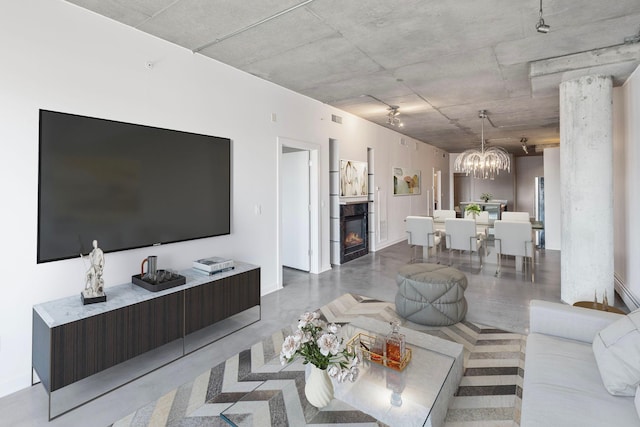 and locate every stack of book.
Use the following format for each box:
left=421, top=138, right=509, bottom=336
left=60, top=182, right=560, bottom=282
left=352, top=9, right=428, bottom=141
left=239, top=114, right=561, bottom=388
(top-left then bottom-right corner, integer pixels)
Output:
left=192, top=256, right=235, bottom=275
